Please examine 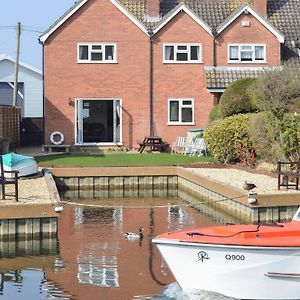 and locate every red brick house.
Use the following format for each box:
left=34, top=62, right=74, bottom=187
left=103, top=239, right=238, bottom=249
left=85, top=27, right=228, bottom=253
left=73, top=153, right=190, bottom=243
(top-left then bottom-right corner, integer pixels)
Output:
left=39, top=0, right=299, bottom=150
